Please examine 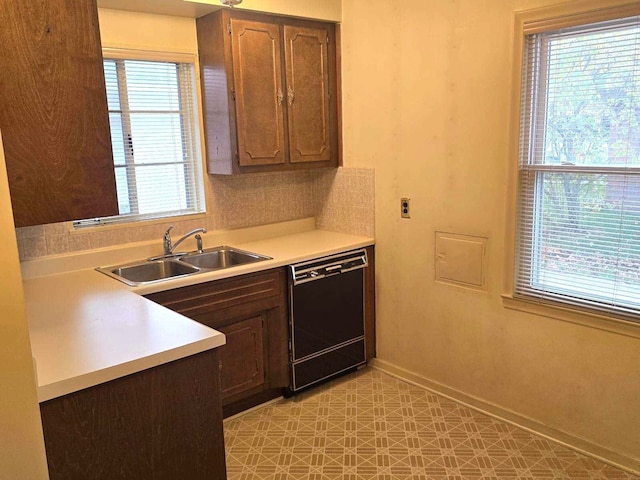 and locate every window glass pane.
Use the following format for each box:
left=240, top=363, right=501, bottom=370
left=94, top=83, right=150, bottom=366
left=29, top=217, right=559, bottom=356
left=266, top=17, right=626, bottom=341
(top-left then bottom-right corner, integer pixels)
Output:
left=103, top=60, right=120, bottom=111
left=133, top=164, right=188, bottom=214
left=534, top=172, right=640, bottom=308
left=114, top=166, right=131, bottom=215
left=109, top=113, right=126, bottom=167
left=124, top=61, right=180, bottom=111
left=541, top=24, right=640, bottom=167
left=129, top=113, right=185, bottom=165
